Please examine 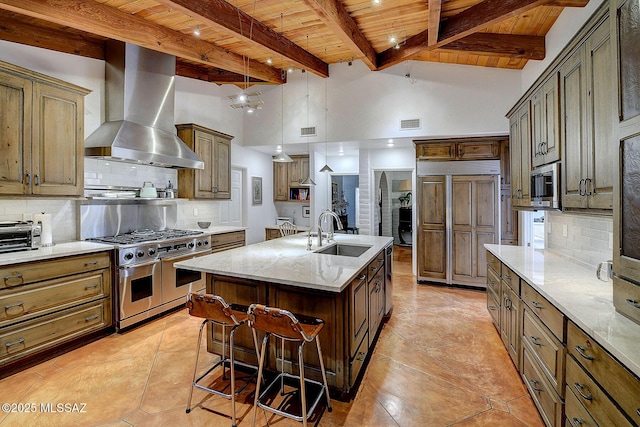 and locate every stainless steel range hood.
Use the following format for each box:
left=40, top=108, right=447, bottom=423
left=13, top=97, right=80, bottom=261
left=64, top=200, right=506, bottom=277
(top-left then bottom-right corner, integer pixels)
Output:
left=85, top=41, right=204, bottom=169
